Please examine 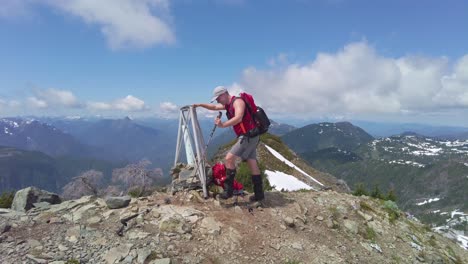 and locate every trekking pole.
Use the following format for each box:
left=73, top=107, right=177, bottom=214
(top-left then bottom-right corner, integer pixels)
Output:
left=205, top=111, right=222, bottom=153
